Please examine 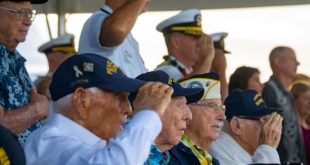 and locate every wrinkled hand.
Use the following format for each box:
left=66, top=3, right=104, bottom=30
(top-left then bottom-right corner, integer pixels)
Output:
left=260, top=112, right=283, bottom=148
left=133, top=82, right=173, bottom=117
left=192, top=33, right=215, bottom=73
left=30, top=88, right=50, bottom=119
